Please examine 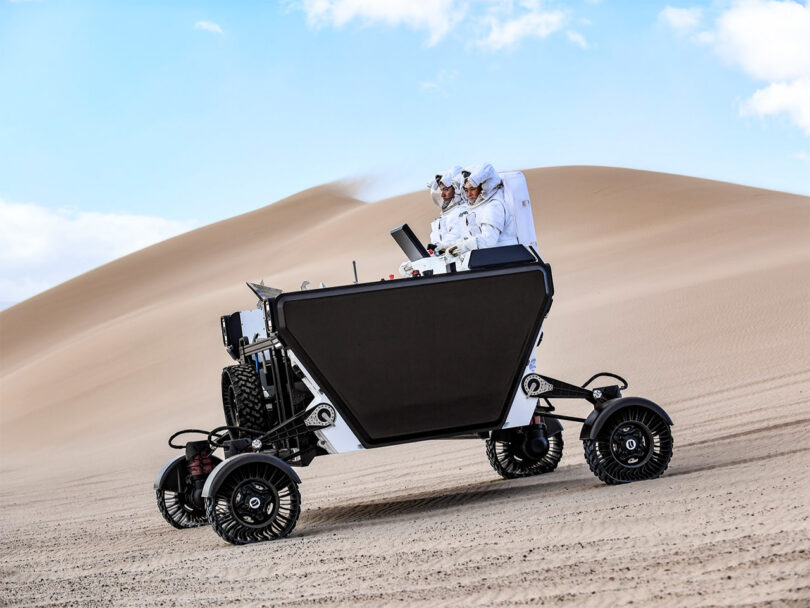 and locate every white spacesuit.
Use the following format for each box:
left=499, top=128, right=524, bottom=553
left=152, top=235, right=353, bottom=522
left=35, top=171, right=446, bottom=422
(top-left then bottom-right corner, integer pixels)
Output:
left=399, top=167, right=468, bottom=277
left=428, top=166, right=468, bottom=250
left=449, top=163, right=518, bottom=257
